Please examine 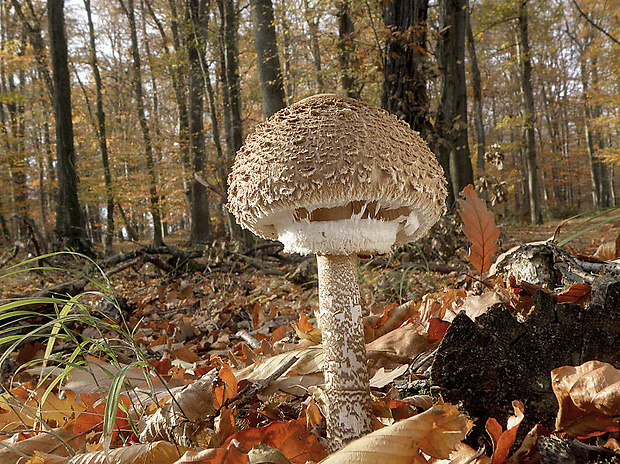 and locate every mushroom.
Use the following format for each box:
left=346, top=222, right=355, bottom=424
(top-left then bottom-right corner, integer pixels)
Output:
left=227, top=94, right=447, bottom=449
